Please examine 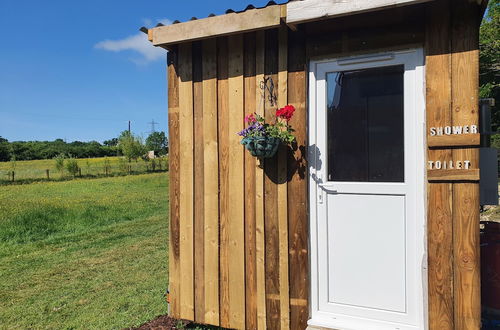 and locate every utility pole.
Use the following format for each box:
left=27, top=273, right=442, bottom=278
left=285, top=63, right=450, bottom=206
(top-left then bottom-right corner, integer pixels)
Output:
left=148, top=119, right=159, bottom=134
left=128, top=120, right=131, bottom=134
